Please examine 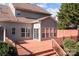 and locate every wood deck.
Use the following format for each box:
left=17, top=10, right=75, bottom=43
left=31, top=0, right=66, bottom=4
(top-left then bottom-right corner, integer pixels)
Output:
left=15, top=40, right=59, bottom=56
